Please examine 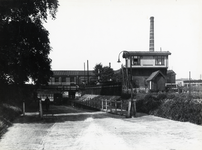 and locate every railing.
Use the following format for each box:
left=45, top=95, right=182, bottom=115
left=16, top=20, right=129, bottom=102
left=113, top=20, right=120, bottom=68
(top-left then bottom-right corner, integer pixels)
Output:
left=101, top=99, right=124, bottom=115
left=39, top=85, right=79, bottom=91
left=74, top=95, right=130, bottom=116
